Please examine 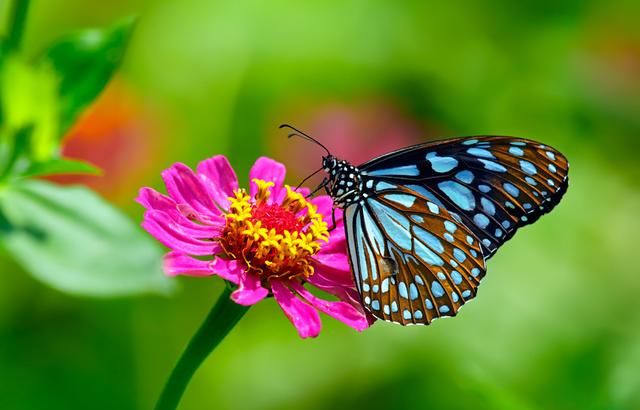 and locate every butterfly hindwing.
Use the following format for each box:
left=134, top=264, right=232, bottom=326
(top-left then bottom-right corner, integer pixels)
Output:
left=360, top=136, right=569, bottom=258
left=344, top=184, right=486, bottom=325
